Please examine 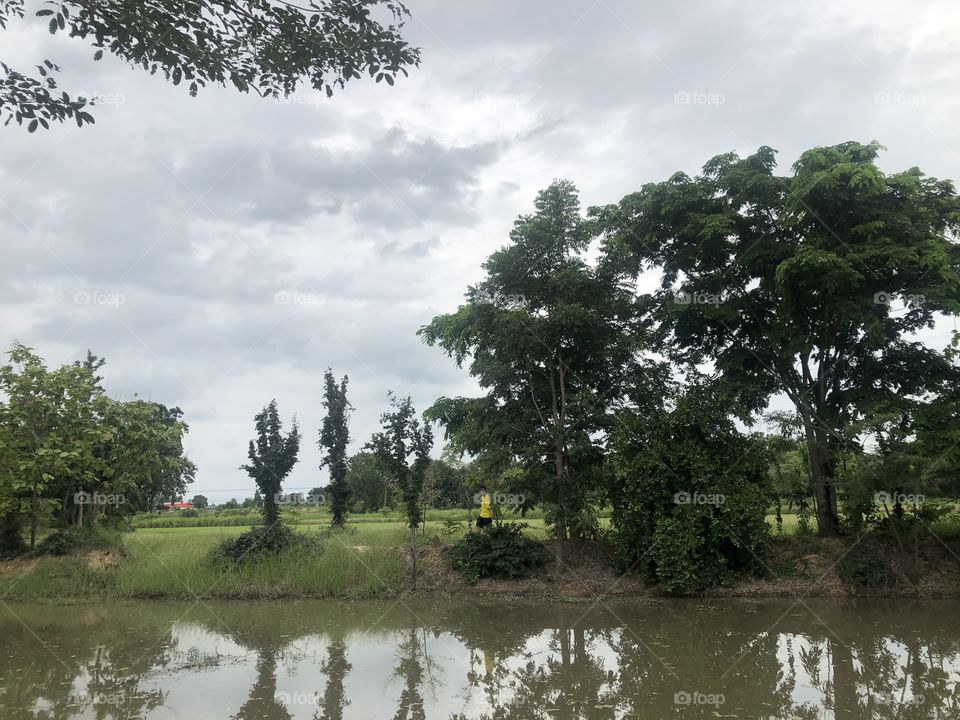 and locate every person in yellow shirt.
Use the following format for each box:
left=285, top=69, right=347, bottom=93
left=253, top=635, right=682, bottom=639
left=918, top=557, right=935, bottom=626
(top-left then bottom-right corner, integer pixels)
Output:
left=476, top=484, right=493, bottom=530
